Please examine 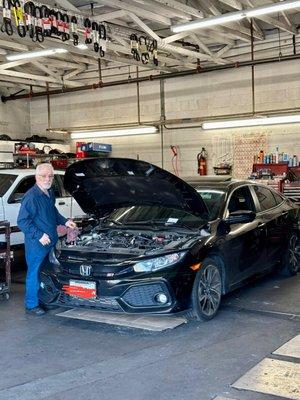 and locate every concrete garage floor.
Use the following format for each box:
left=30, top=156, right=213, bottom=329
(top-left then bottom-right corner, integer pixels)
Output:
left=0, top=272, right=299, bottom=400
